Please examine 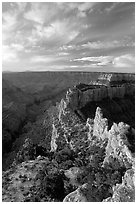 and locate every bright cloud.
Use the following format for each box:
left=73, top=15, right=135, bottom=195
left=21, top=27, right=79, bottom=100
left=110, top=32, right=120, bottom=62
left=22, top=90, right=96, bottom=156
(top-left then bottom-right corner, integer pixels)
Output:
left=73, top=56, right=113, bottom=62
left=30, top=55, right=63, bottom=64
left=11, top=43, right=24, bottom=51
left=113, top=54, right=135, bottom=68
left=59, top=45, right=77, bottom=51
left=2, top=45, right=18, bottom=62
left=58, top=52, right=69, bottom=56
left=82, top=40, right=134, bottom=50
